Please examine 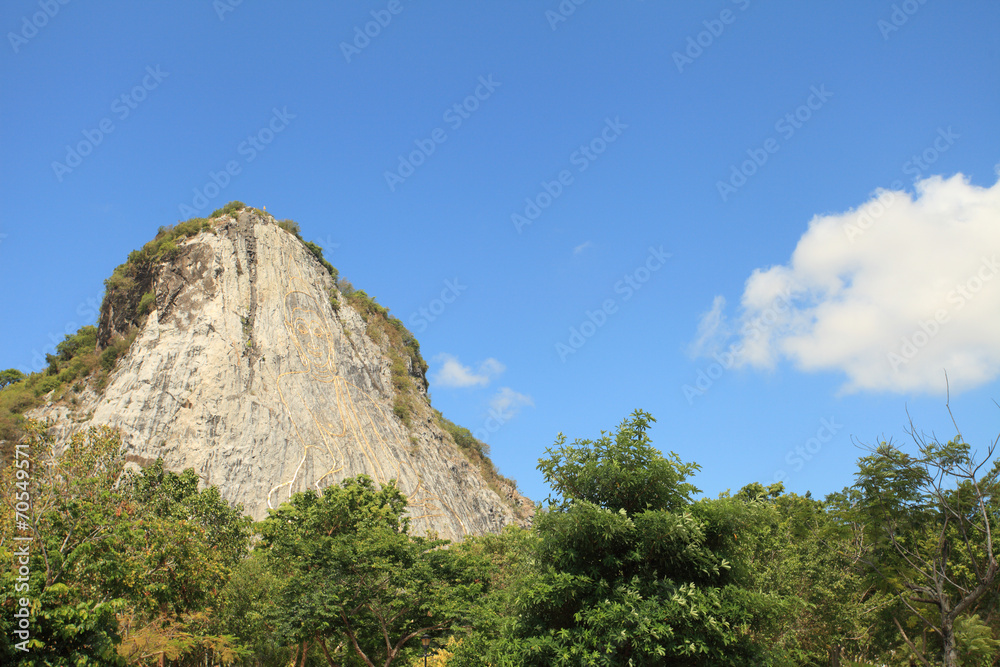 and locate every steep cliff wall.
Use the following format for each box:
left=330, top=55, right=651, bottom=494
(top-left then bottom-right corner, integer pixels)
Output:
left=27, top=208, right=531, bottom=541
